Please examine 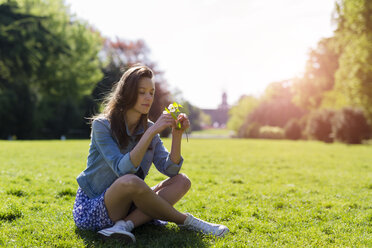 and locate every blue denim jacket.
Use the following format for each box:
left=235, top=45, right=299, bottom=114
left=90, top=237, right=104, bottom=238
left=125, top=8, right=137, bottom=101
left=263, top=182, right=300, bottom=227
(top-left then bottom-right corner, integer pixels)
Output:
left=76, top=117, right=183, bottom=199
